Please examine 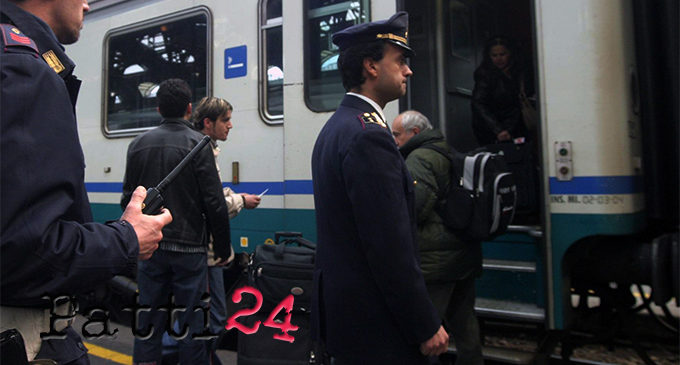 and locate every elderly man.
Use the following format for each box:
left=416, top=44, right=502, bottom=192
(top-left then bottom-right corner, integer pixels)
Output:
left=393, top=110, right=484, bottom=365
left=311, top=12, right=449, bottom=364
